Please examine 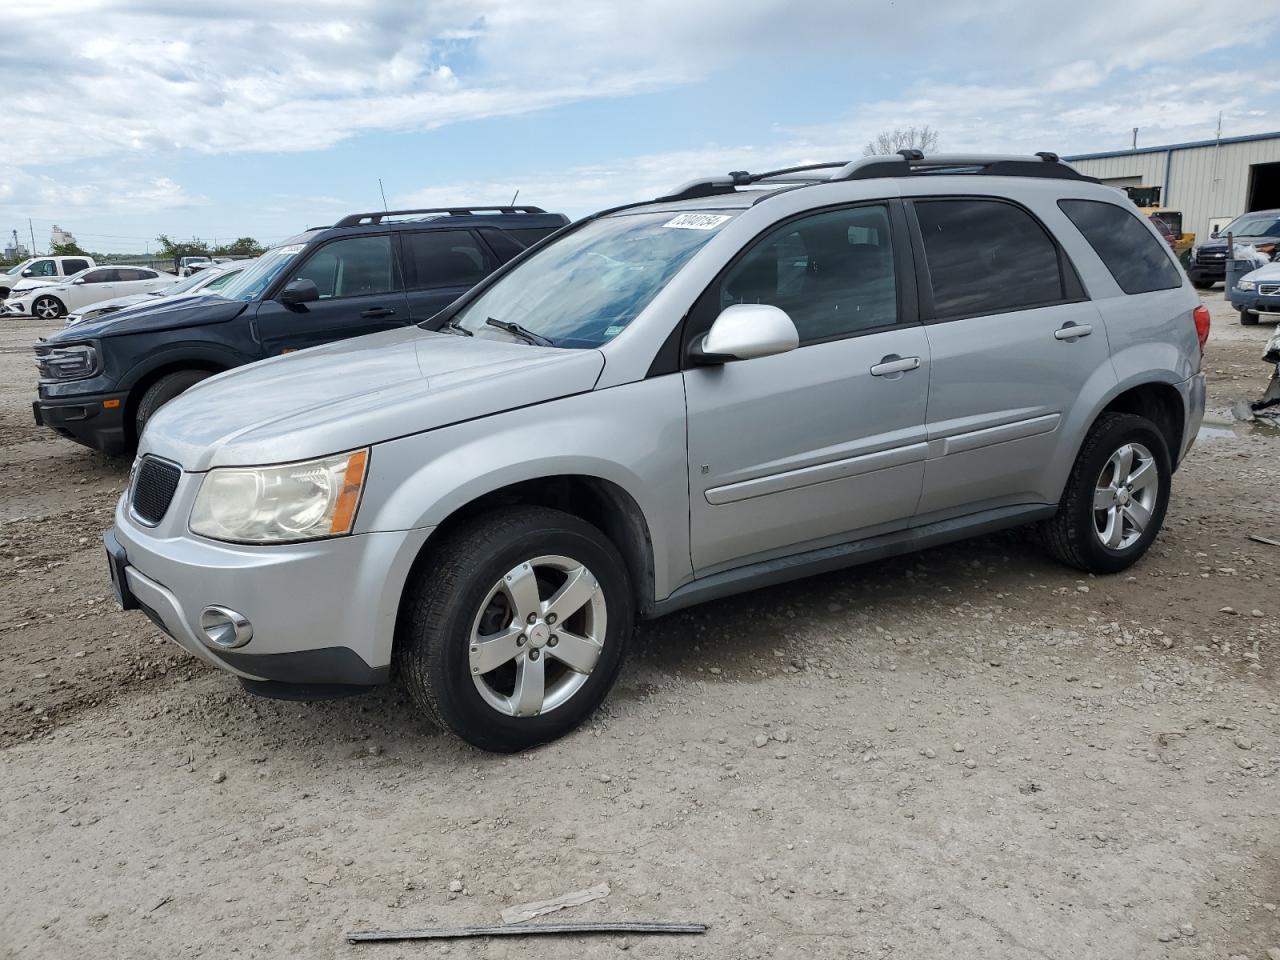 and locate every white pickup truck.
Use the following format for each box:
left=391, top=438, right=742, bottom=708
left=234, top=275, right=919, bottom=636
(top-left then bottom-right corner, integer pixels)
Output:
left=0, top=255, right=97, bottom=299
